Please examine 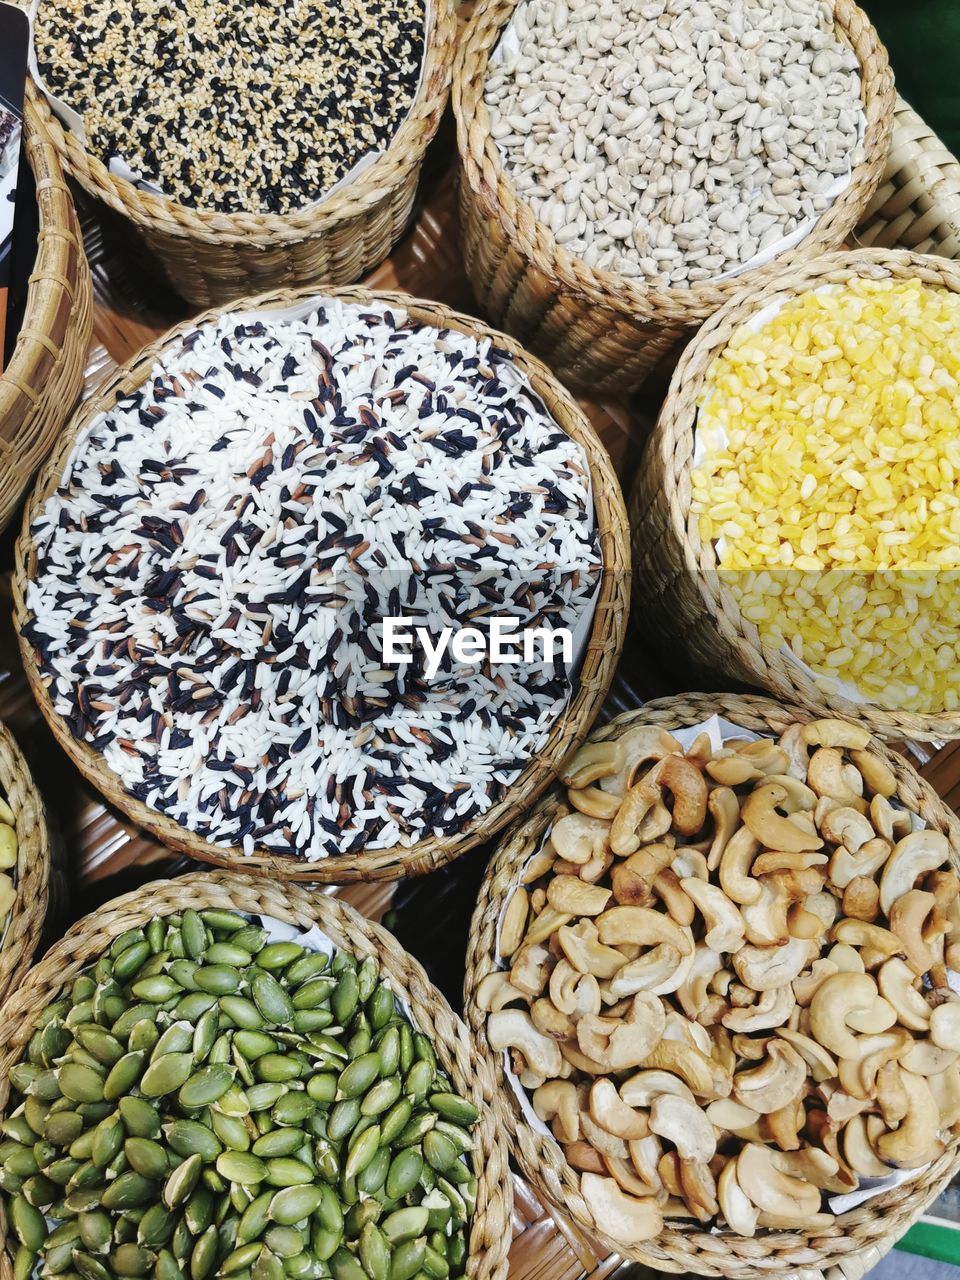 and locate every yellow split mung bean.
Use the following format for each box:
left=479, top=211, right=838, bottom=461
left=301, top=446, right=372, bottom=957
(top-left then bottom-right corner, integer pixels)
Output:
left=690, top=277, right=960, bottom=713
